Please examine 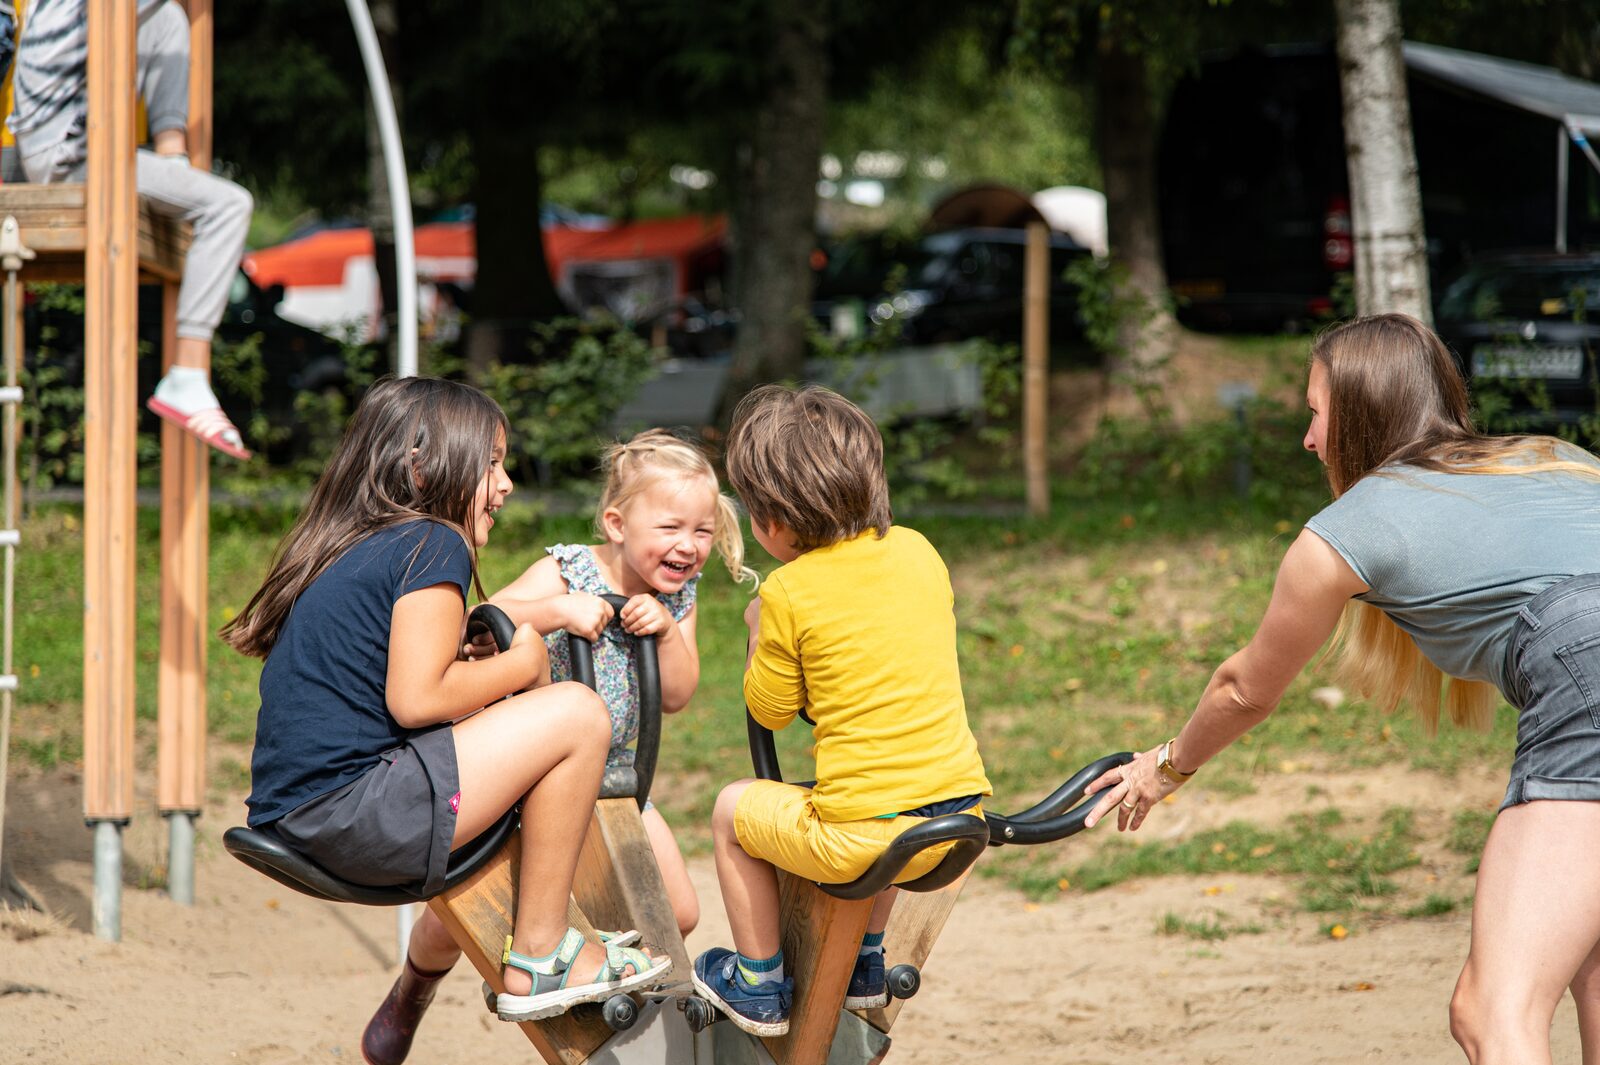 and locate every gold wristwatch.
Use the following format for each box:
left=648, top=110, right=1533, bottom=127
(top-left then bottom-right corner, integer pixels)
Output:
left=1157, top=738, right=1195, bottom=784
